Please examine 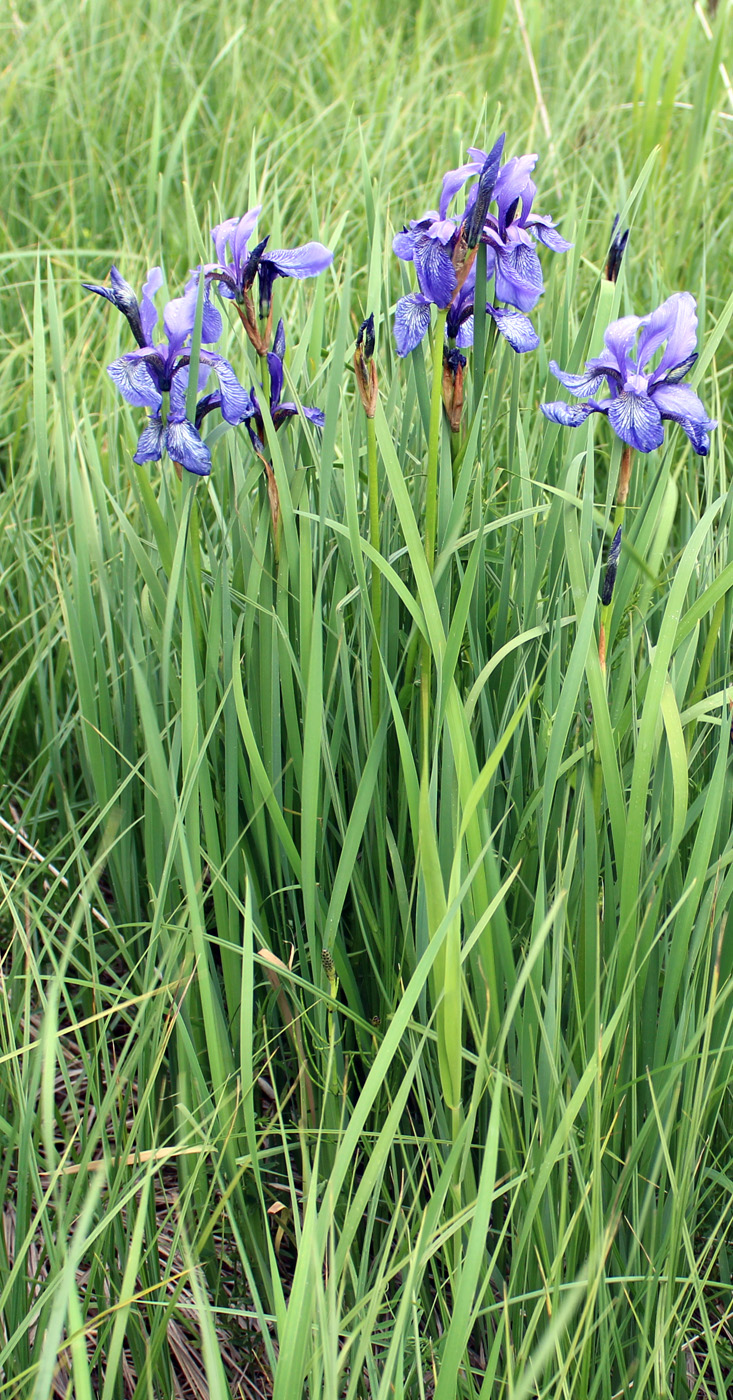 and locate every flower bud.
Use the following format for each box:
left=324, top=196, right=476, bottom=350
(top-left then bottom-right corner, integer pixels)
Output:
left=600, top=526, right=622, bottom=606
left=442, top=346, right=466, bottom=433
left=354, top=313, right=379, bottom=418
left=606, top=216, right=629, bottom=284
